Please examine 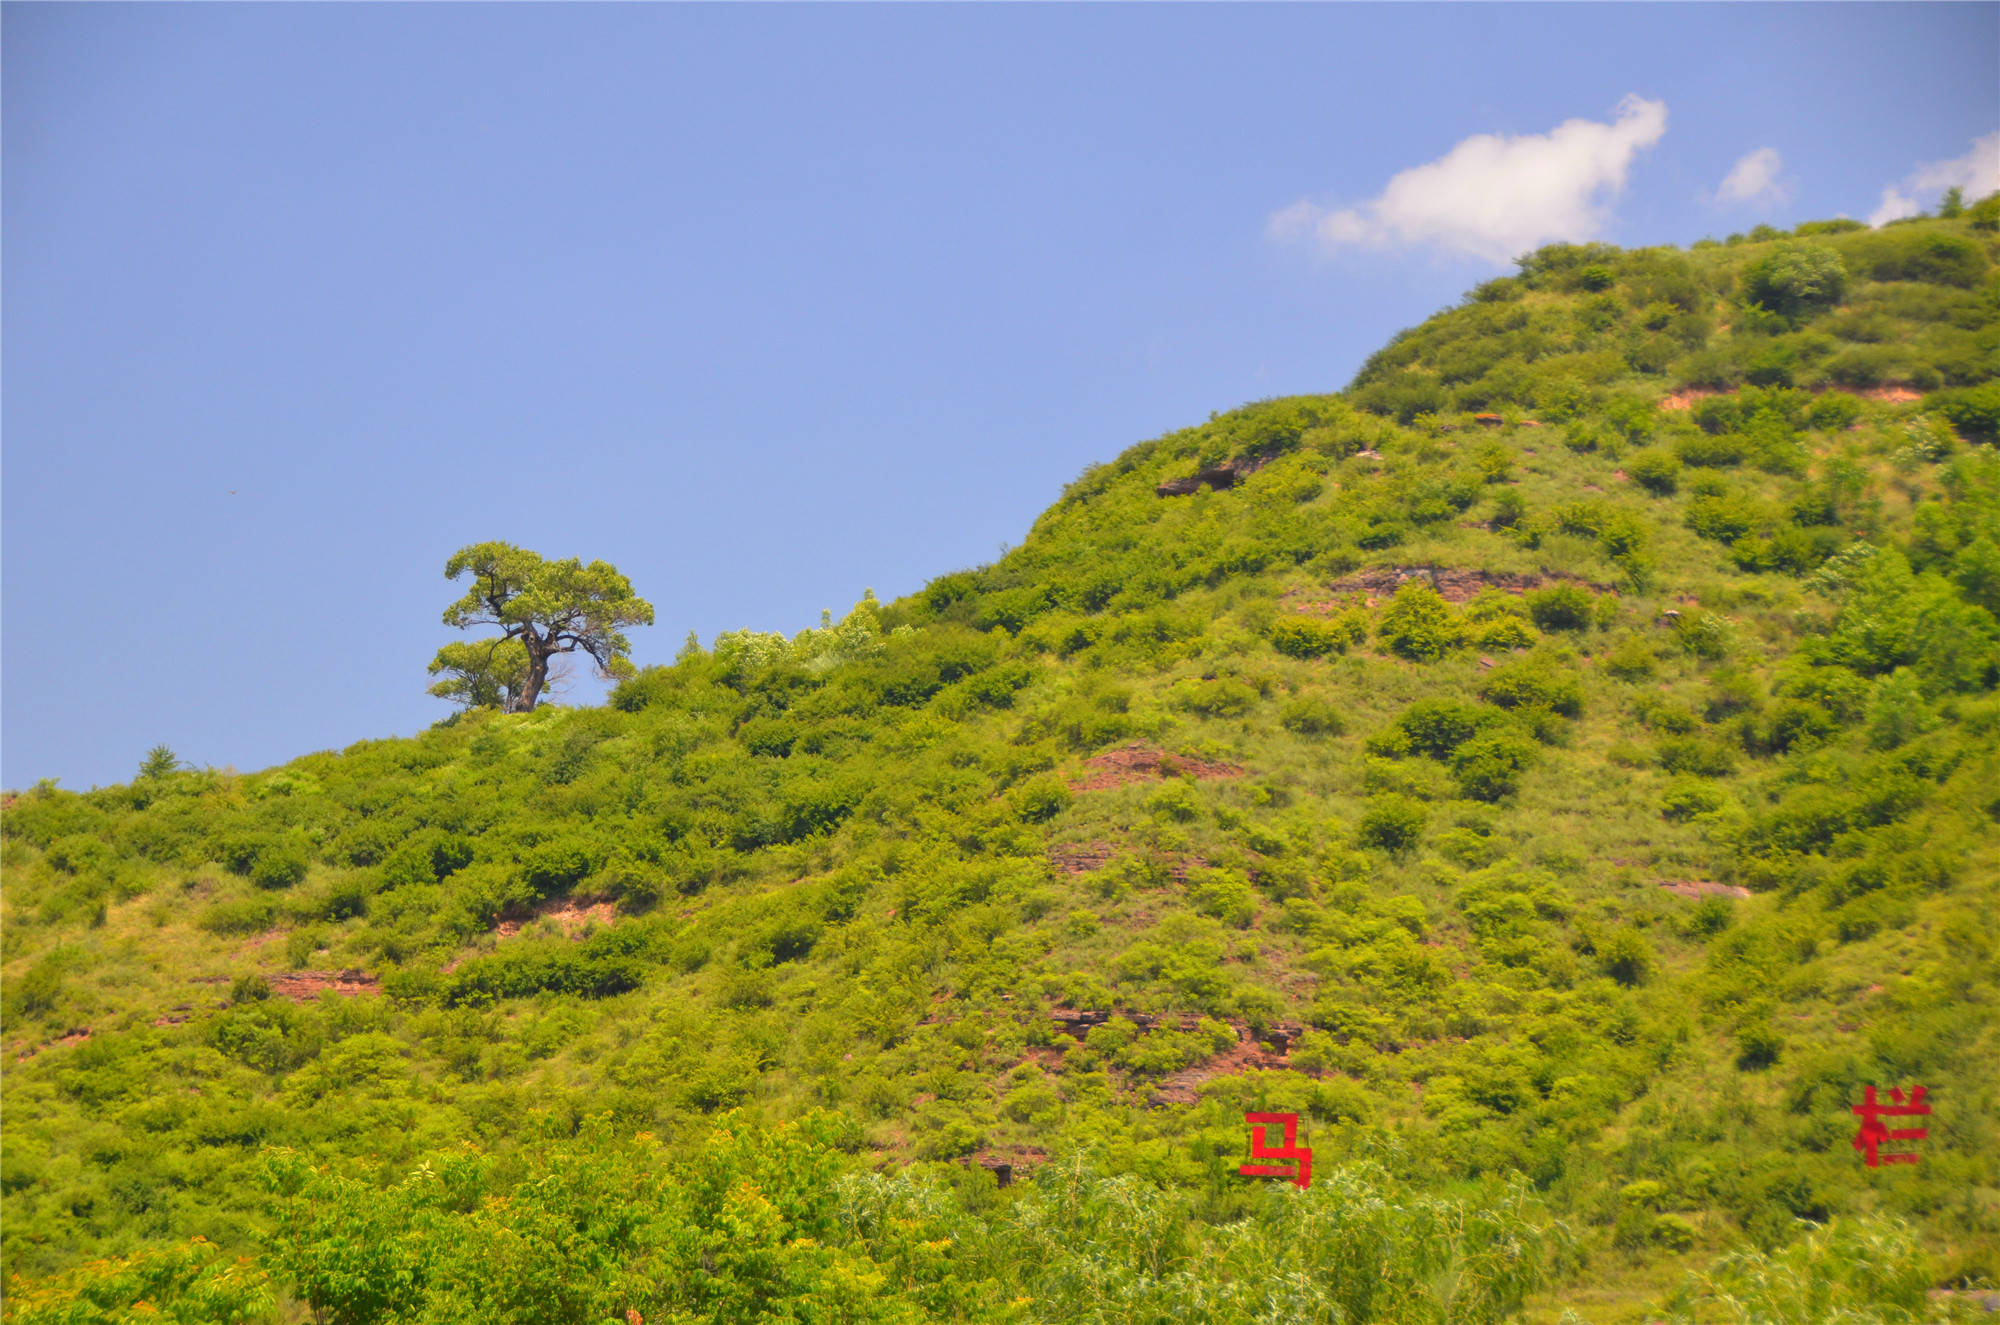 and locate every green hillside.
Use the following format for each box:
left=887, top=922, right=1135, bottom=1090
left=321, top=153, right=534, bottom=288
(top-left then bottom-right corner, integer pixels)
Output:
left=6, top=204, right=2000, bottom=1323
